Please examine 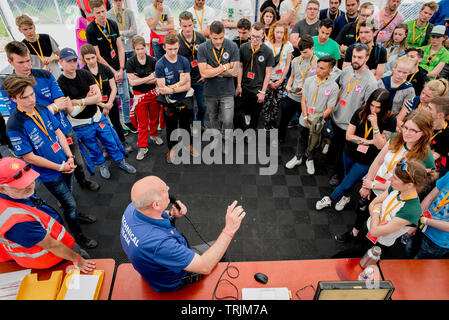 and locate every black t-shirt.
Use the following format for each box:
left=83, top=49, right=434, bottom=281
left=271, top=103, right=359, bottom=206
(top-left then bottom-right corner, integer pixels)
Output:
left=57, top=69, right=98, bottom=119
left=126, top=54, right=157, bottom=93
left=232, top=36, right=250, bottom=49
left=344, top=108, right=397, bottom=165
left=431, top=124, right=449, bottom=158
left=177, top=31, right=207, bottom=84
left=407, top=66, right=428, bottom=97
left=335, top=22, right=358, bottom=47
left=240, top=42, right=274, bottom=94
left=344, top=44, right=388, bottom=70
left=83, top=62, right=115, bottom=99
left=22, top=34, right=53, bottom=57
left=86, top=19, right=121, bottom=71
left=260, top=0, right=282, bottom=20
